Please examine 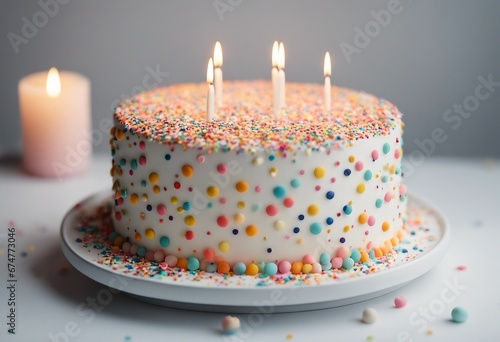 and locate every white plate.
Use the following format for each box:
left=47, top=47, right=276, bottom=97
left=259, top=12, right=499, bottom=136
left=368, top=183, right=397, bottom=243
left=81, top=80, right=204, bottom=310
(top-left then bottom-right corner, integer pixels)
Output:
left=61, top=190, right=449, bottom=313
